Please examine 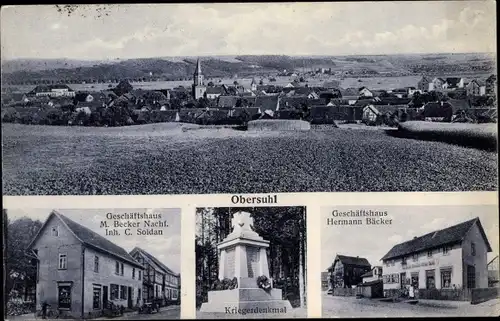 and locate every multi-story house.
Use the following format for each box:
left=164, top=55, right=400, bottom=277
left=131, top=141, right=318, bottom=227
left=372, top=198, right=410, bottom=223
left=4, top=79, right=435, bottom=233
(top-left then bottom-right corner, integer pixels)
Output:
left=359, top=87, right=374, bottom=97
left=27, top=211, right=144, bottom=319
left=361, top=266, right=383, bottom=283
left=466, top=80, right=486, bottom=97
left=130, top=247, right=180, bottom=306
left=328, top=255, right=371, bottom=289
left=429, top=77, right=446, bottom=91
left=417, top=76, right=431, bottom=92
left=381, top=217, right=491, bottom=296
left=359, top=266, right=384, bottom=298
